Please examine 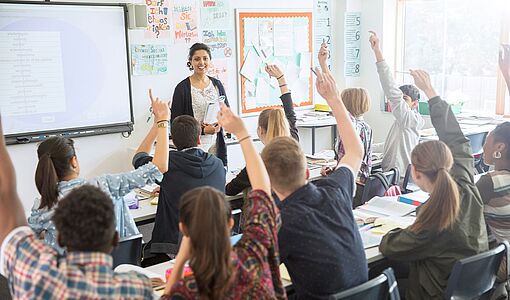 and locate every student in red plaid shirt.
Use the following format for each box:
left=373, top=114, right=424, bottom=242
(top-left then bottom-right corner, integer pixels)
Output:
left=0, top=97, right=170, bottom=299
